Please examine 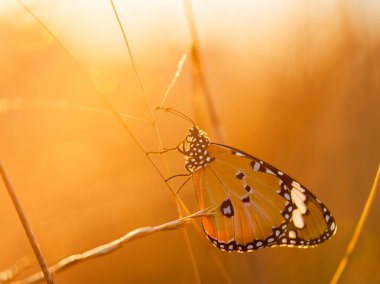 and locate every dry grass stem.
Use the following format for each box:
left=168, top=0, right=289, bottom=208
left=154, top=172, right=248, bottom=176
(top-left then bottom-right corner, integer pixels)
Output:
left=155, top=53, right=189, bottom=121
left=109, top=0, right=154, bottom=120
left=108, top=2, right=204, bottom=281
left=0, top=97, right=150, bottom=122
left=0, top=162, right=55, bottom=284
left=183, top=0, right=225, bottom=143
left=14, top=205, right=218, bottom=284
left=0, top=257, right=30, bottom=283
left=330, top=164, right=380, bottom=284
